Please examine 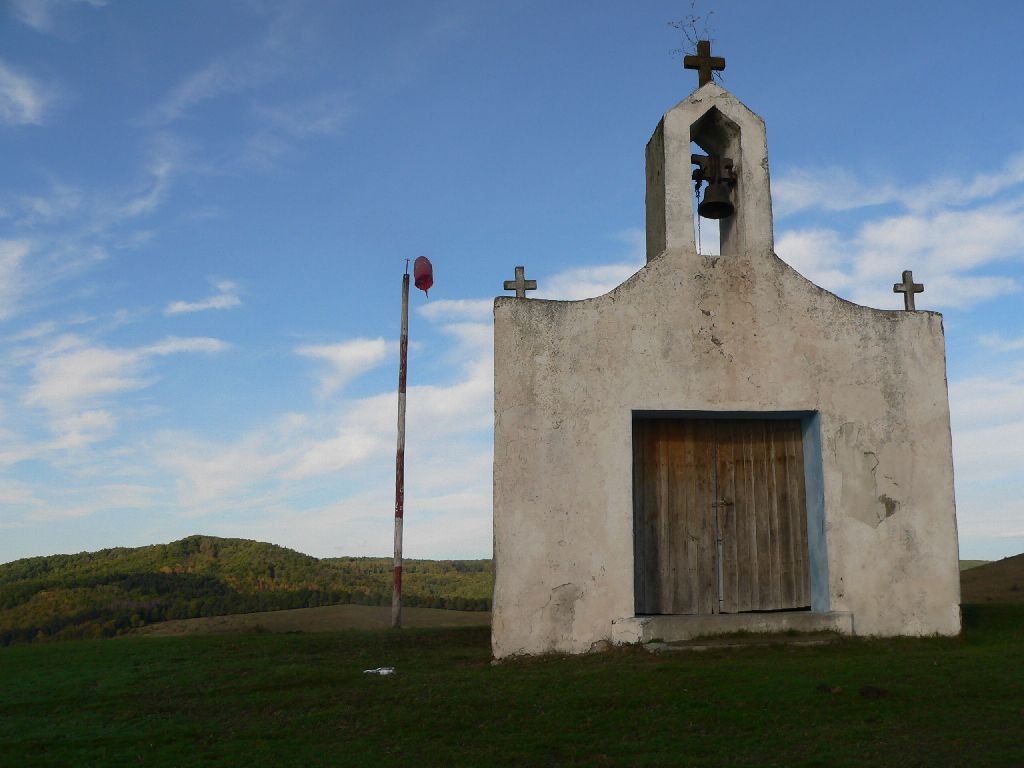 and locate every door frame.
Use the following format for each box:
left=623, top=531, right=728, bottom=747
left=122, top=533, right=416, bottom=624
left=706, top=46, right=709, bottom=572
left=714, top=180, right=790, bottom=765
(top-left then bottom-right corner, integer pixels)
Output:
left=631, top=410, right=830, bottom=615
